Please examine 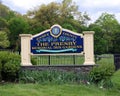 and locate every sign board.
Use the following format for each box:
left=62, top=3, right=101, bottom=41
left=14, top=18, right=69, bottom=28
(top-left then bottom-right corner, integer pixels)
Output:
left=31, top=25, right=83, bottom=54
